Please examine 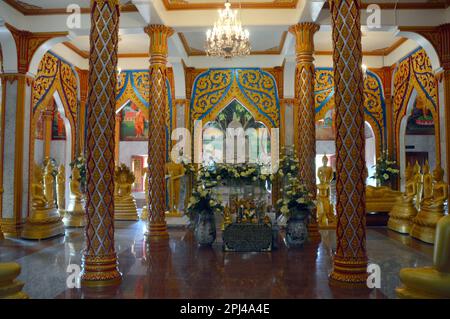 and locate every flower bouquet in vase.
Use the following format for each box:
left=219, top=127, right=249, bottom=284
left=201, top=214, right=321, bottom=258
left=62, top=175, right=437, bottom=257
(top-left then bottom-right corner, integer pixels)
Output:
left=277, top=177, right=314, bottom=248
